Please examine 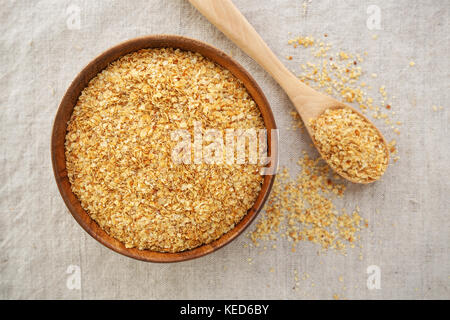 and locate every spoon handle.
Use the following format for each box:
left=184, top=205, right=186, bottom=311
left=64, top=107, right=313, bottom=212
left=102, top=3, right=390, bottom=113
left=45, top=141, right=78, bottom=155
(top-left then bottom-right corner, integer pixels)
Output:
left=189, top=0, right=292, bottom=84
left=188, top=0, right=330, bottom=120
